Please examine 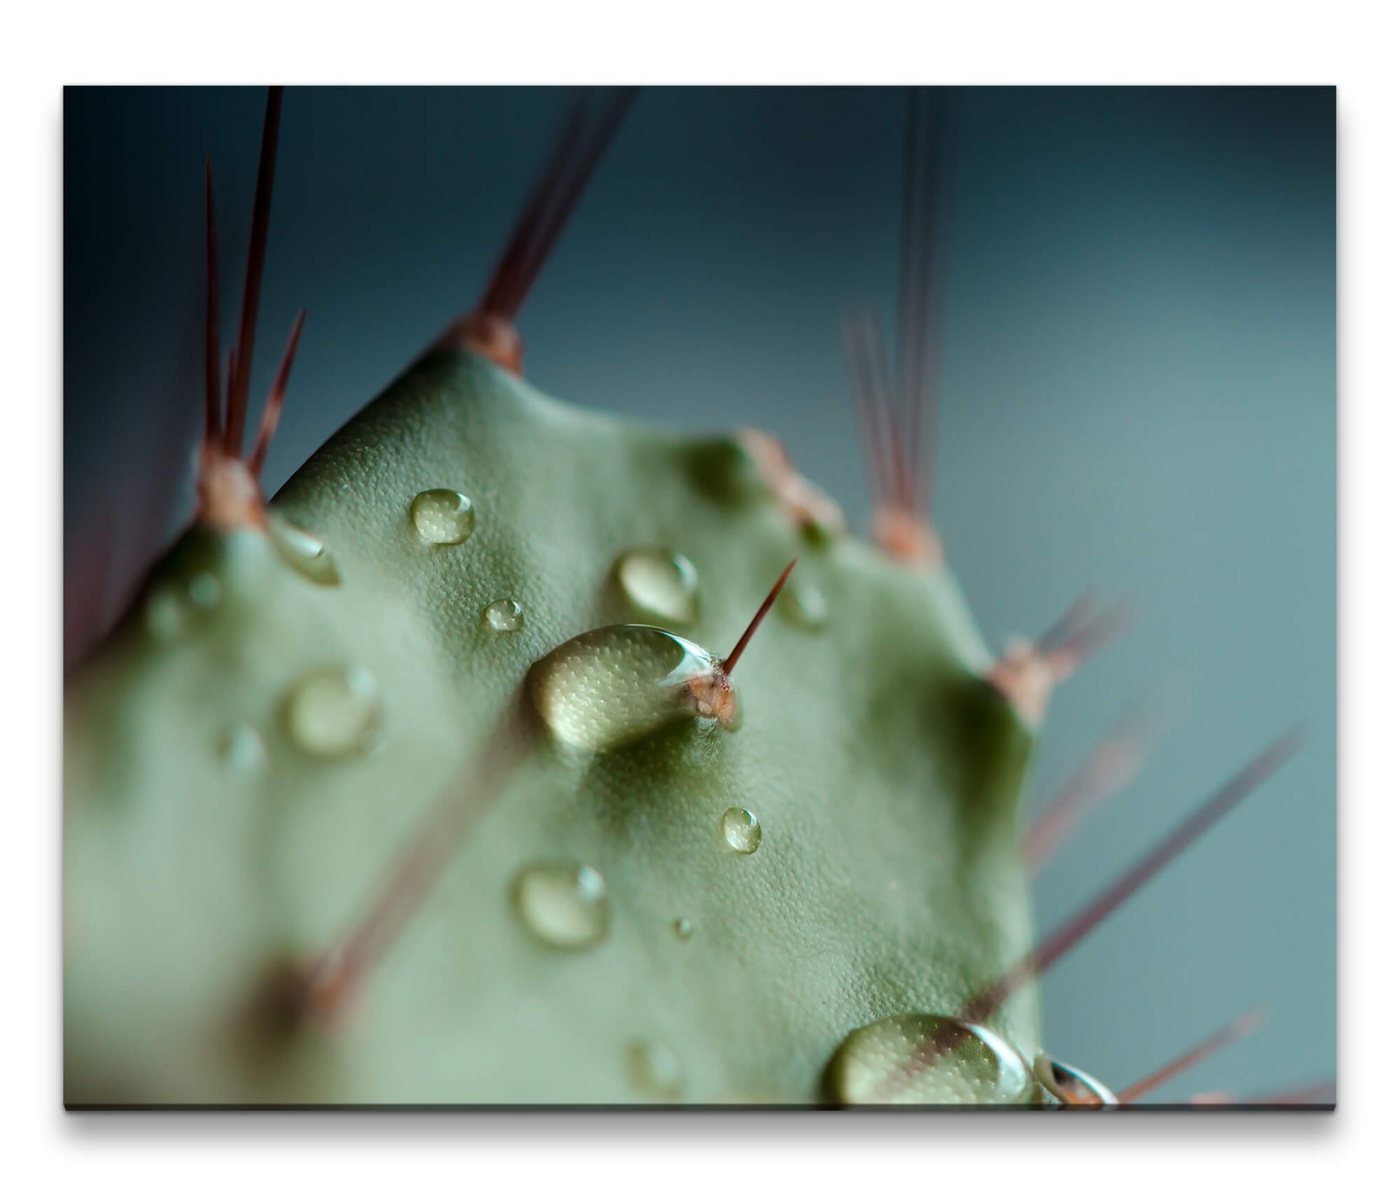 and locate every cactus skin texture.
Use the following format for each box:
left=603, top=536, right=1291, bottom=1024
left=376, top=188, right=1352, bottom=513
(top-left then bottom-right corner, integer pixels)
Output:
left=63, top=347, right=1042, bottom=1105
